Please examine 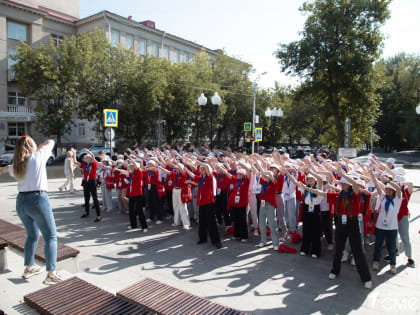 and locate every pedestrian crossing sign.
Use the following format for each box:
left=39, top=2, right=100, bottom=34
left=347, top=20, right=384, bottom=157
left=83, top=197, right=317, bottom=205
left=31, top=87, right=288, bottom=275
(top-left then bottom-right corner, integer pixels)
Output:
left=244, top=122, right=251, bottom=132
left=104, top=109, right=118, bottom=127
left=255, top=128, right=262, bottom=142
